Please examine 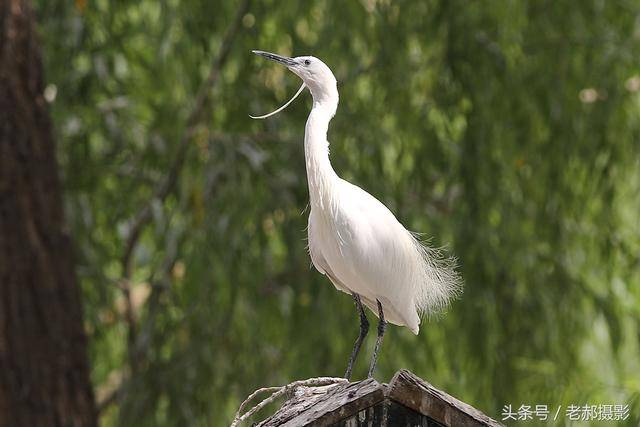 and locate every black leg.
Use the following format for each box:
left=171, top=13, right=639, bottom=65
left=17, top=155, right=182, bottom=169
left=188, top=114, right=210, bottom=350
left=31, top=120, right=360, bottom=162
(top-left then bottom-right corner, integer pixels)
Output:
left=367, top=299, right=386, bottom=378
left=344, top=293, right=369, bottom=380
